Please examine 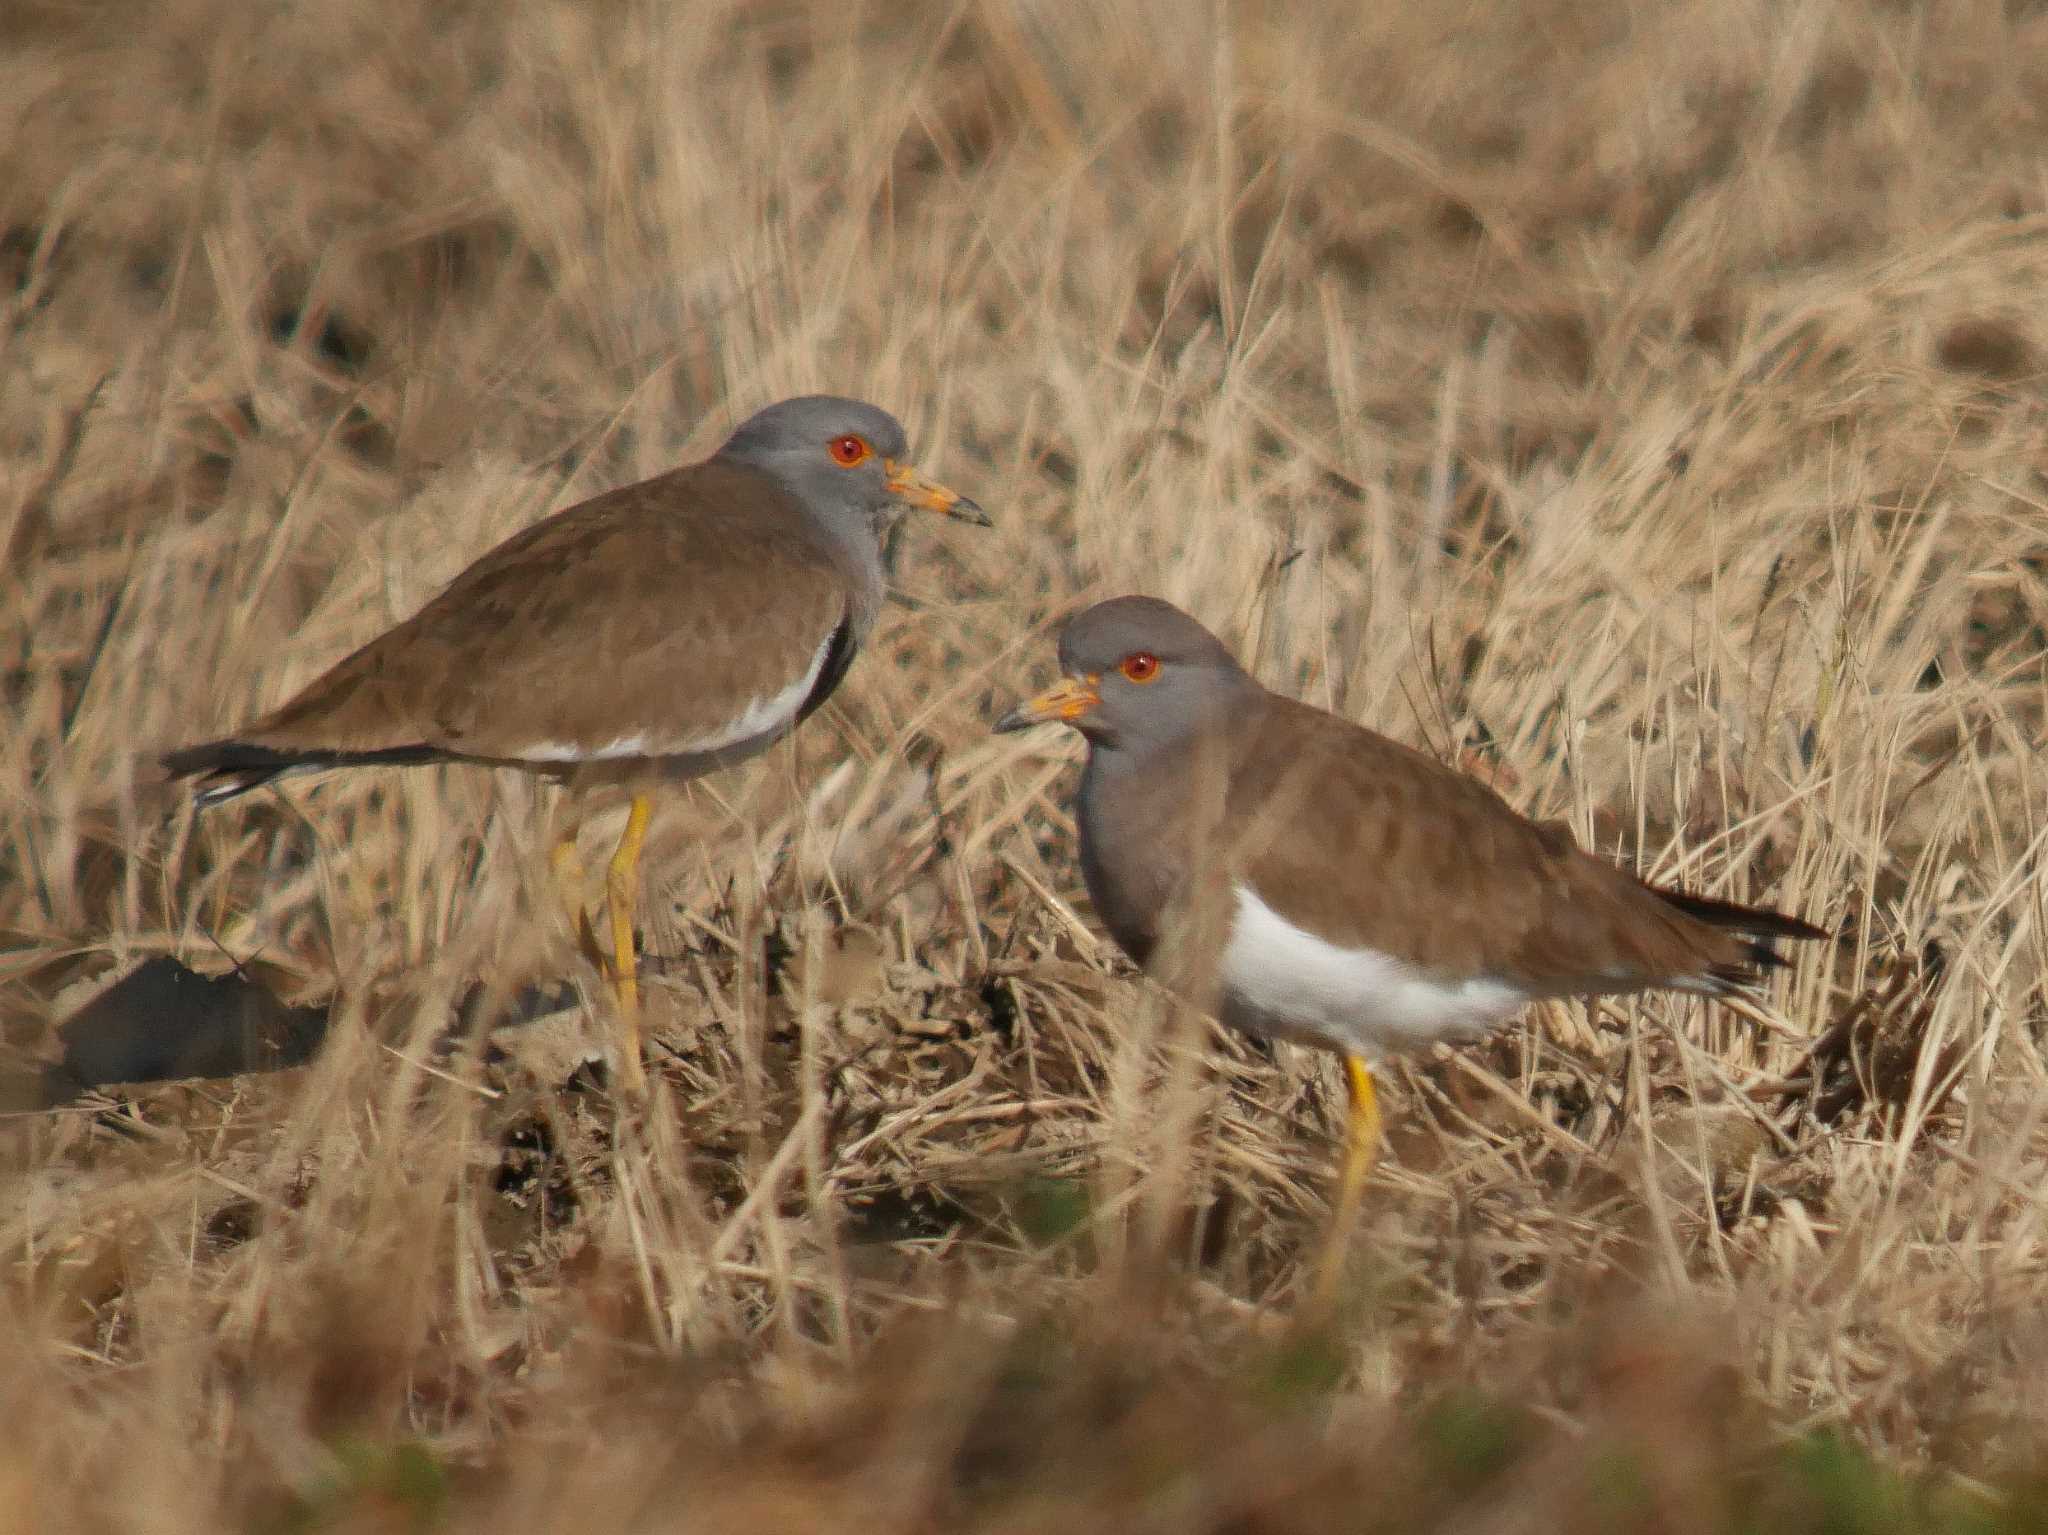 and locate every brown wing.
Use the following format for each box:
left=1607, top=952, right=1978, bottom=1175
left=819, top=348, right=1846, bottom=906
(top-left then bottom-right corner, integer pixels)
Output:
left=233, top=460, right=851, bottom=764
left=1225, top=695, right=1760, bottom=992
